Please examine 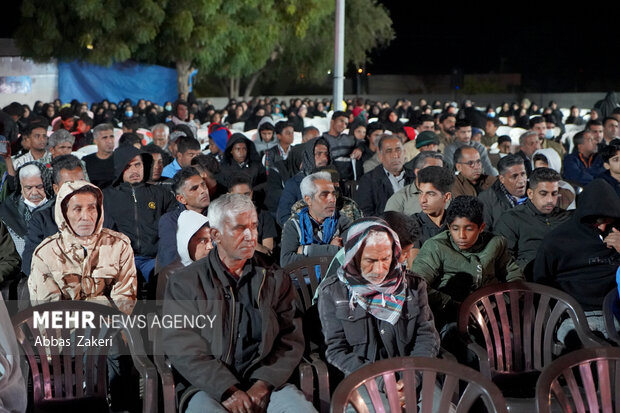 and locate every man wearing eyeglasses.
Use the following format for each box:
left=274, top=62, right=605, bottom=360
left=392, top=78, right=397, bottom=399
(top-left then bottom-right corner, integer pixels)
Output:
left=444, top=119, right=498, bottom=176
left=451, top=146, right=496, bottom=198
